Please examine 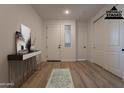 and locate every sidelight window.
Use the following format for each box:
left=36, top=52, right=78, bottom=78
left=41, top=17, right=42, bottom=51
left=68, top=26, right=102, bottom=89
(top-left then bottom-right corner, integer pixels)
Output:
left=64, top=25, right=71, bottom=48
